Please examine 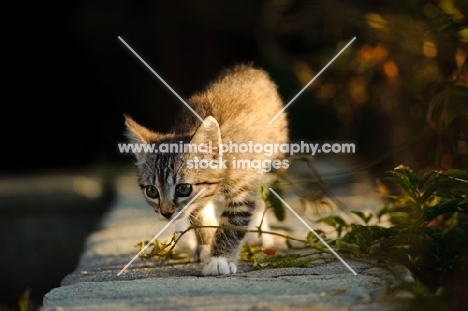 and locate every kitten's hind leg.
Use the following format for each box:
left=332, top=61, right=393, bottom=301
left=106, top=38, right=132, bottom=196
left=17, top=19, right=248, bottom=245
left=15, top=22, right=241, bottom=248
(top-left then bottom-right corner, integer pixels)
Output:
left=194, top=201, right=218, bottom=261
left=175, top=201, right=218, bottom=261
left=174, top=218, right=198, bottom=258
left=243, top=197, right=275, bottom=248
